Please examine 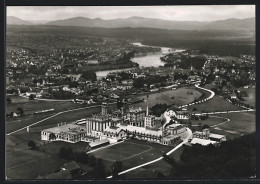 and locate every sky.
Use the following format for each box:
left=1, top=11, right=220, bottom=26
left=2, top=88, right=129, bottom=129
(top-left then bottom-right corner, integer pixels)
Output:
left=7, top=5, right=255, bottom=22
